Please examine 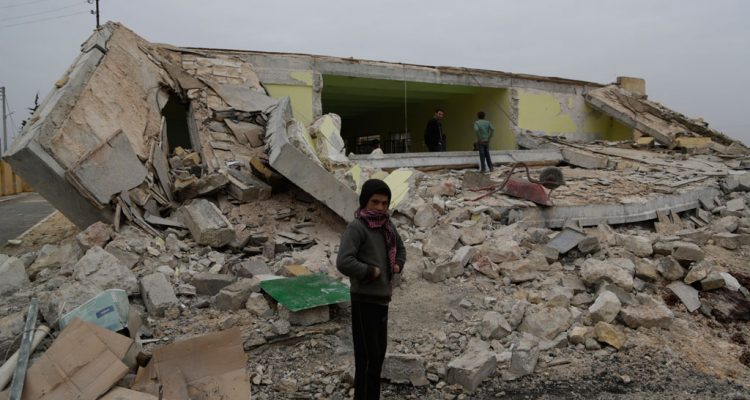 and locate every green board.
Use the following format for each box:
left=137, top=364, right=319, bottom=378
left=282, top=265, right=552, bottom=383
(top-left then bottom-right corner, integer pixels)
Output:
left=260, top=274, right=350, bottom=312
